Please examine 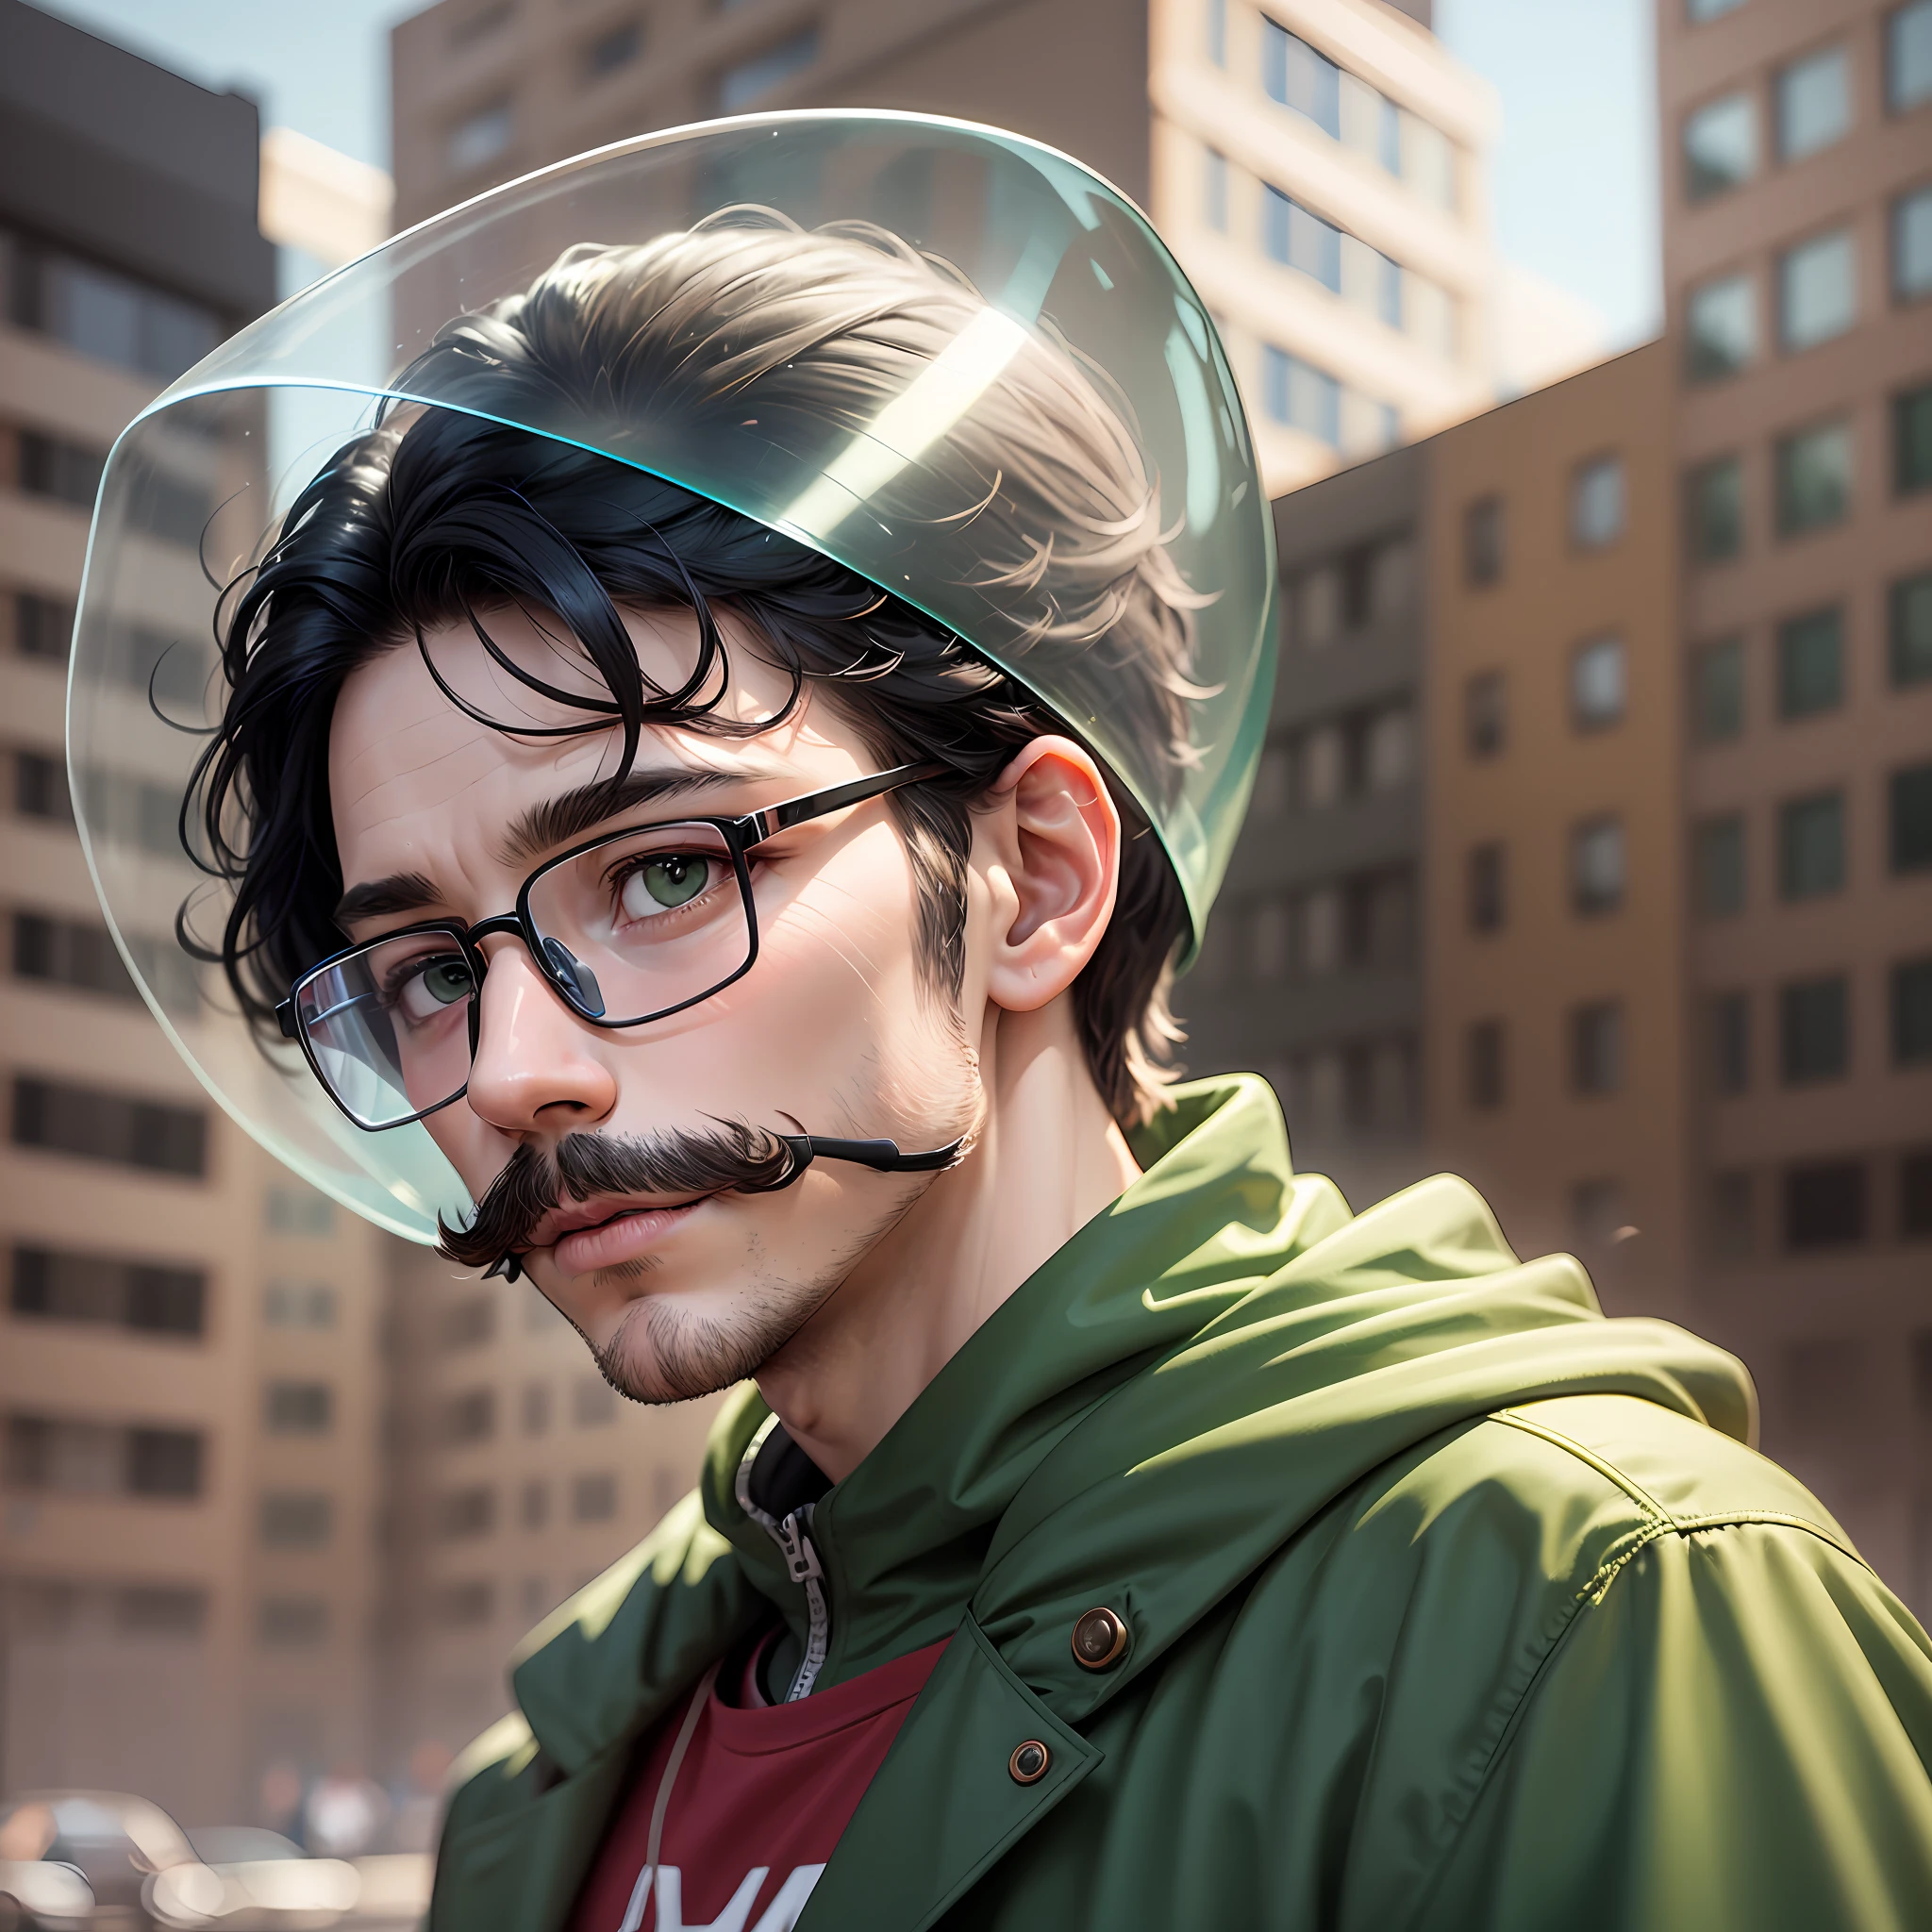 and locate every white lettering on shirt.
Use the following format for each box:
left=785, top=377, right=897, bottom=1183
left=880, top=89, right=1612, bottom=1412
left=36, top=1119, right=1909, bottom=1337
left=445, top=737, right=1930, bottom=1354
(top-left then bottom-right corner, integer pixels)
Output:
left=617, top=1864, right=827, bottom=1932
